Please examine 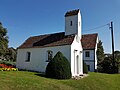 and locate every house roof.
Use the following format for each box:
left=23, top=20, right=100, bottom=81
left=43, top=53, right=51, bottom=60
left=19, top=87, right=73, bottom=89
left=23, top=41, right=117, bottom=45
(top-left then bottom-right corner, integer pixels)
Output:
left=18, top=32, right=98, bottom=49
left=81, top=33, right=98, bottom=49
left=65, top=9, right=79, bottom=17
left=18, top=32, right=75, bottom=49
